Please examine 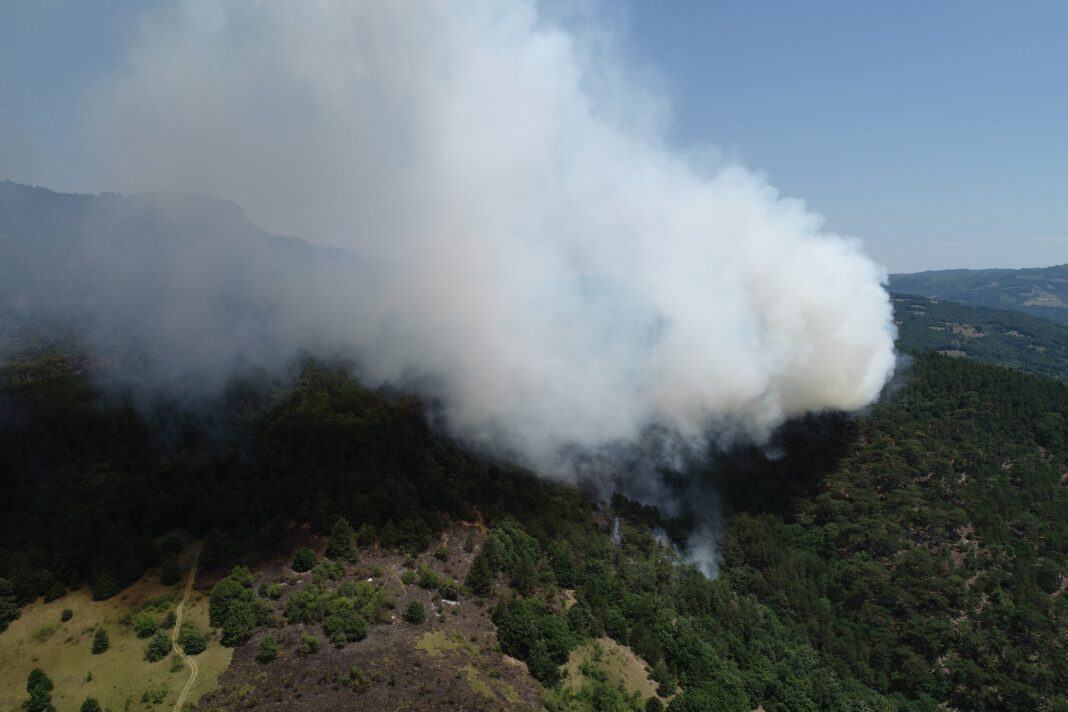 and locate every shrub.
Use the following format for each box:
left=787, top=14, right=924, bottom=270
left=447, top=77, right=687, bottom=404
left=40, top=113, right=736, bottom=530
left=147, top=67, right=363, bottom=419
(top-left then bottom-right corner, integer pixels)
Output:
left=179, top=627, right=207, bottom=655
left=417, top=564, right=439, bottom=589
left=81, top=698, right=103, bottom=712
left=324, top=607, right=368, bottom=646
left=401, top=570, right=416, bottom=585
left=292, top=547, right=317, bottom=573
left=162, top=610, right=177, bottom=629
left=144, top=629, right=172, bottom=662
left=91, top=629, right=109, bottom=654
left=403, top=601, right=426, bottom=624
left=297, top=632, right=319, bottom=656
left=133, top=612, right=158, bottom=638
left=60, top=609, right=73, bottom=623
left=256, top=635, right=280, bottom=663
left=438, top=579, right=460, bottom=601
left=434, top=544, right=449, bottom=561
